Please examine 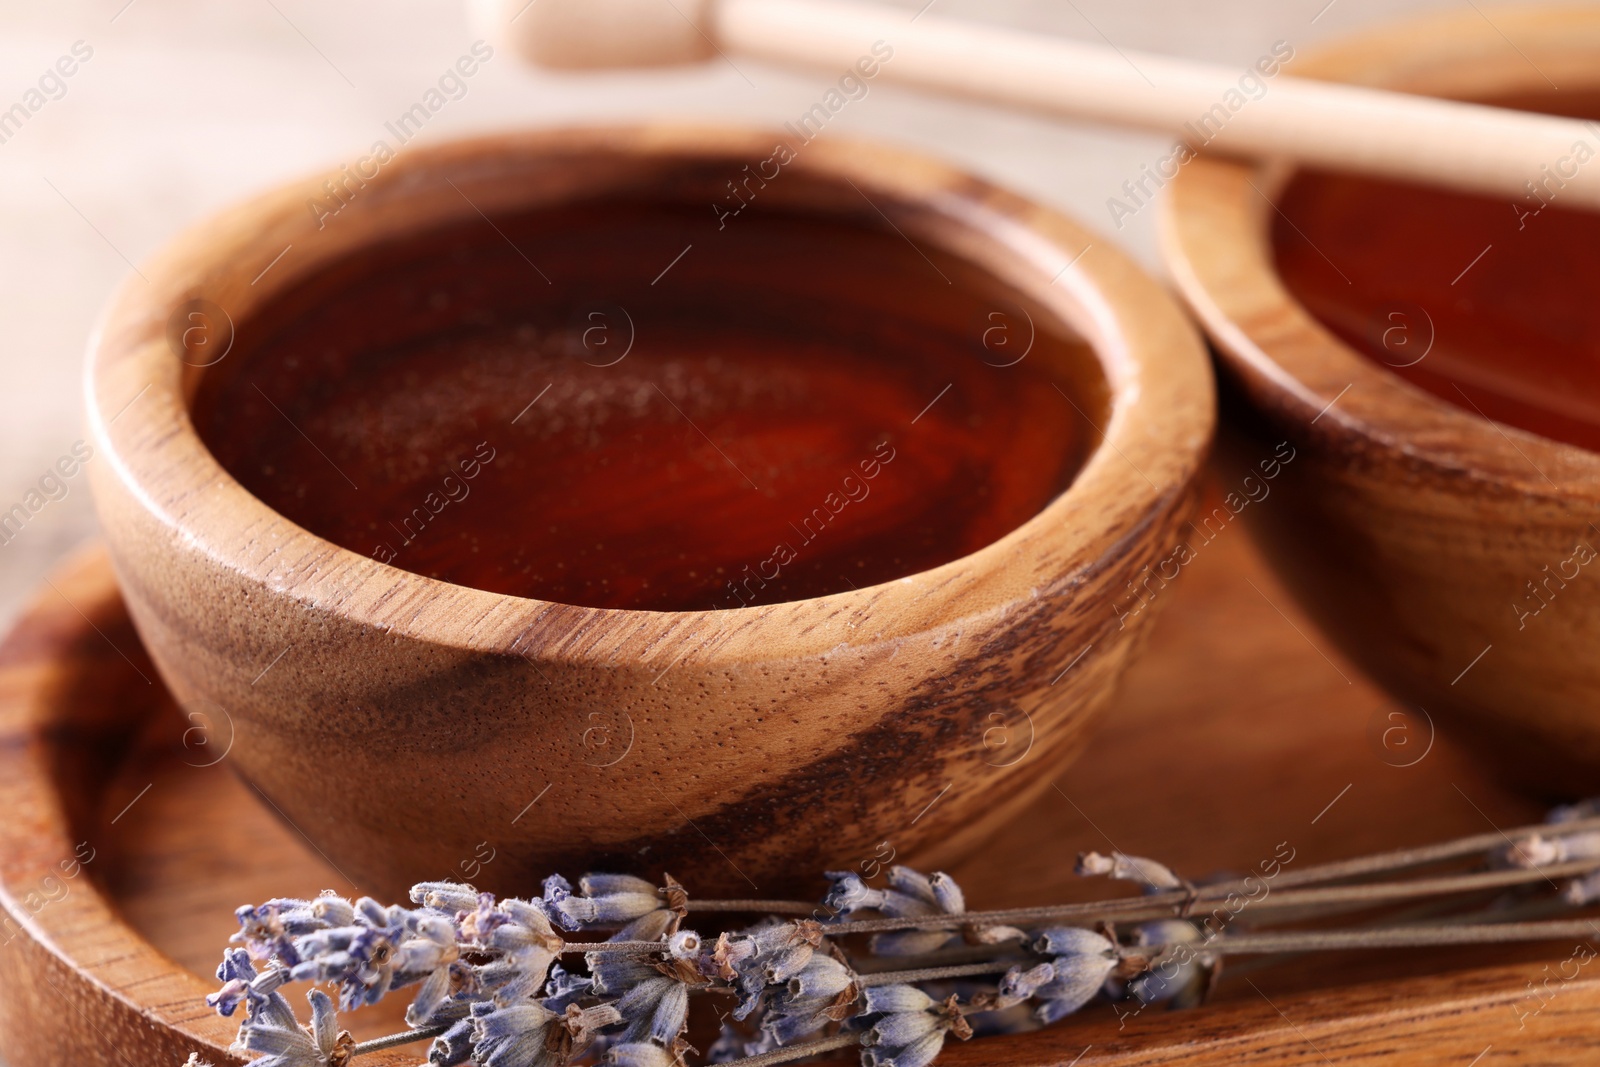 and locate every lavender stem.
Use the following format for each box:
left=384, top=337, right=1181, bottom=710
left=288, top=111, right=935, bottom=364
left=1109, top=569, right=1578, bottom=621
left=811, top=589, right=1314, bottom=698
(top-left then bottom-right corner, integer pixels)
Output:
left=564, top=940, right=673, bottom=954
left=689, top=899, right=819, bottom=916
left=351, top=1022, right=450, bottom=1056
left=1171, top=918, right=1600, bottom=956
left=720, top=1033, right=860, bottom=1067
left=857, top=961, right=1017, bottom=987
